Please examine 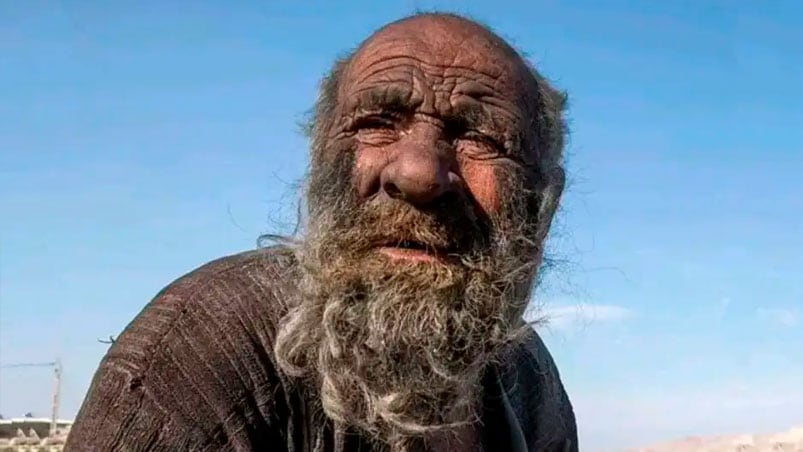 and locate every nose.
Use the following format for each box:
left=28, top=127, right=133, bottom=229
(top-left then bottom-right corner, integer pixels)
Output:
left=380, top=145, right=457, bottom=206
